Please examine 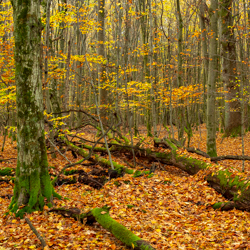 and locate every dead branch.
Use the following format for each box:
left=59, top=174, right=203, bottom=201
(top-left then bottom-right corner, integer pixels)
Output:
left=25, top=218, right=47, bottom=249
